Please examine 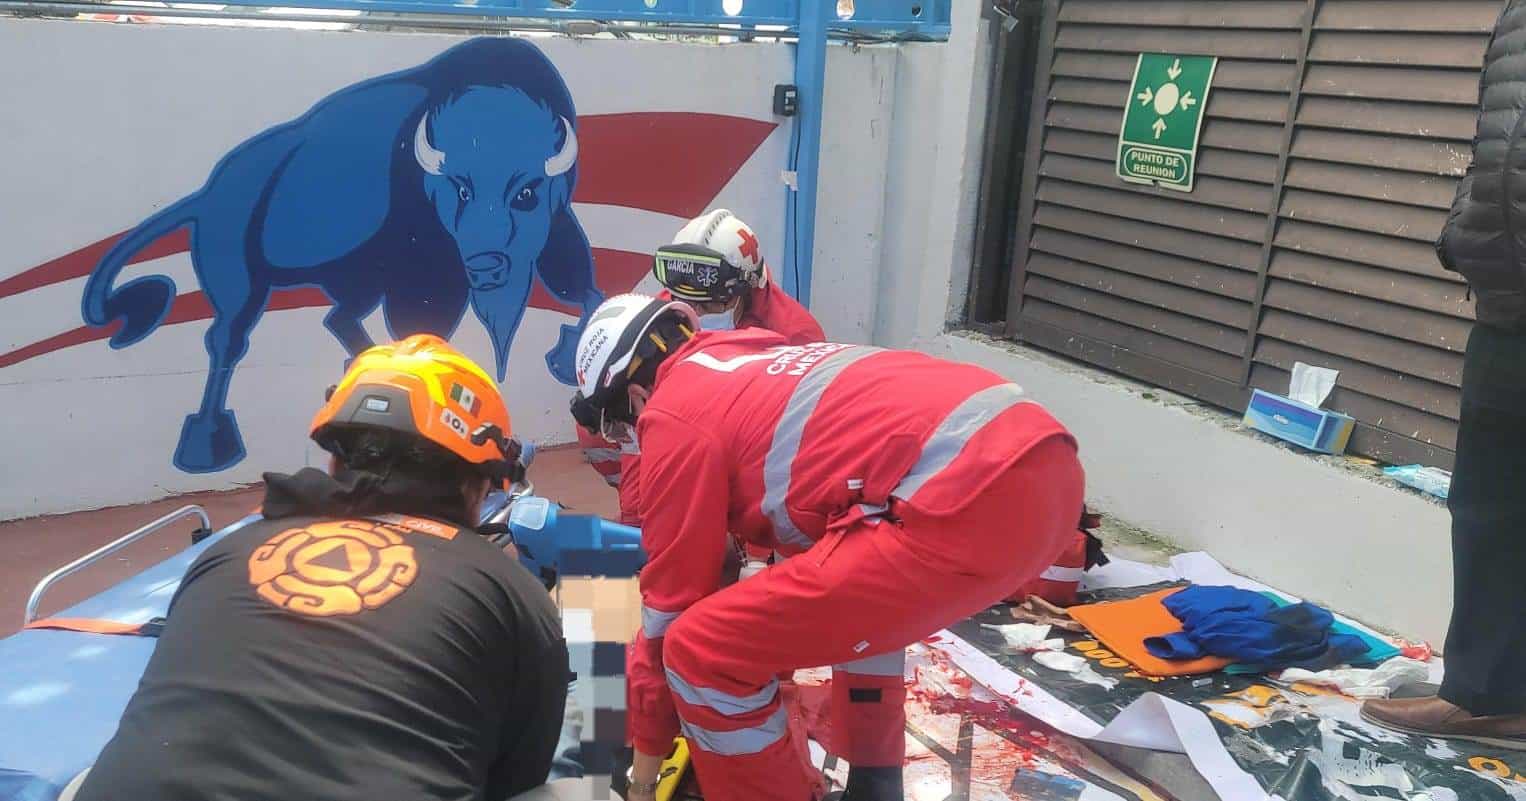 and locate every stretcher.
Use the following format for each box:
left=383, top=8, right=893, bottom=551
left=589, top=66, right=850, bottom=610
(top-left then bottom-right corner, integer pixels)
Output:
left=0, top=489, right=644, bottom=801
